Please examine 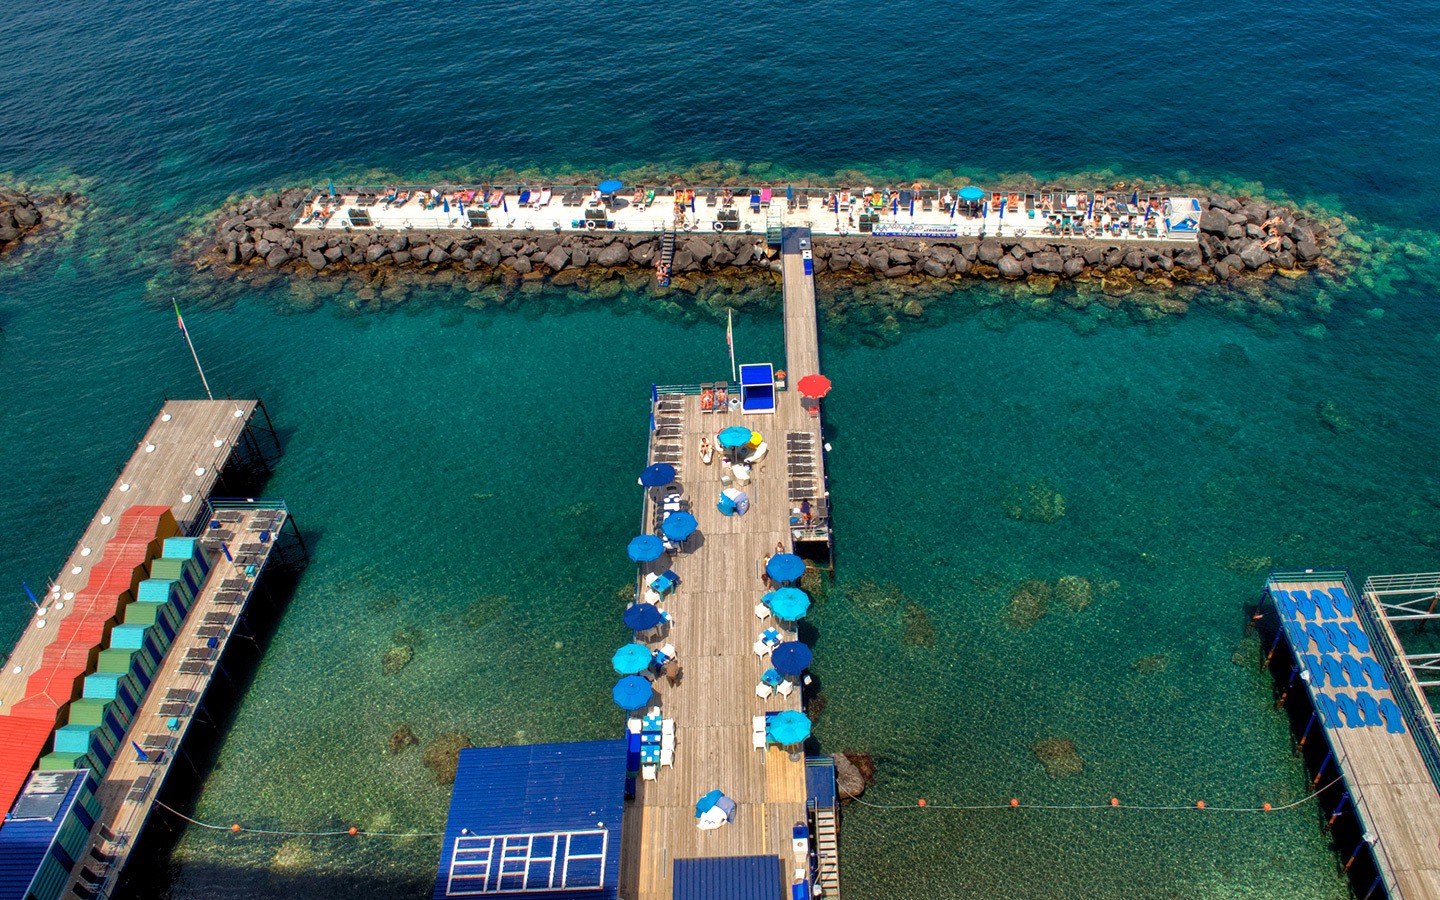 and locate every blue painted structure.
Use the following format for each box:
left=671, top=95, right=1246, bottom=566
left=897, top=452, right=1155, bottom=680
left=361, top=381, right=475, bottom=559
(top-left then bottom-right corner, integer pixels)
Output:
left=433, top=740, right=627, bottom=899
left=671, top=856, right=783, bottom=900
left=0, top=770, right=99, bottom=900
left=804, top=757, right=836, bottom=811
